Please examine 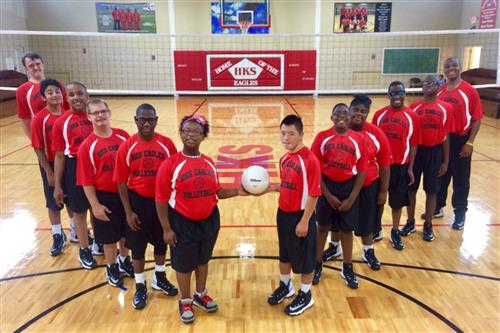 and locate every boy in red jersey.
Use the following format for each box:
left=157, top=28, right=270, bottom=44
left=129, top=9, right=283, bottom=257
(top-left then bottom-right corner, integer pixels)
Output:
left=114, top=104, right=178, bottom=309
left=311, top=103, right=367, bottom=289
left=52, top=82, right=97, bottom=269
left=31, top=79, right=73, bottom=256
left=401, top=75, right=453, bottom=241
left=112, top=6, right=121, bottom=30
left=16, top=52, right=68, bottom=140
left=265, top=115, right=321, bottom=316
left=372, top=81, right=420, bottom=251
left=133, top=9, right=141, bottom=30
left=434, top=57, right=483, bottom=230
left=156, top=115, right=247, bottom=324
left=77, top=98, right=133, bottom=287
